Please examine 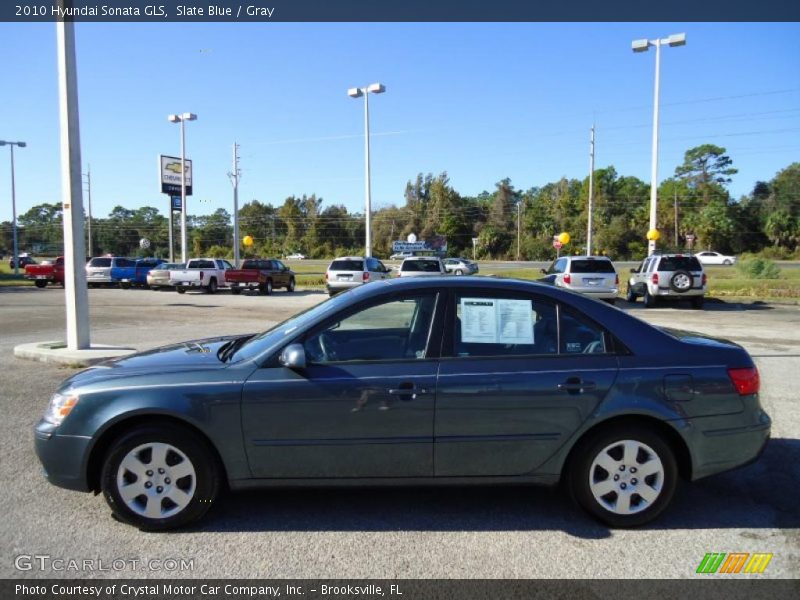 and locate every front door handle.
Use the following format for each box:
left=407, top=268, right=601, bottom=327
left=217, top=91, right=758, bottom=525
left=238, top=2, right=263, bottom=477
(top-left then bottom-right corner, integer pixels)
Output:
left=557, top=378, right=596, bottom=393
left=387, top=384, right=431, bottom=400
